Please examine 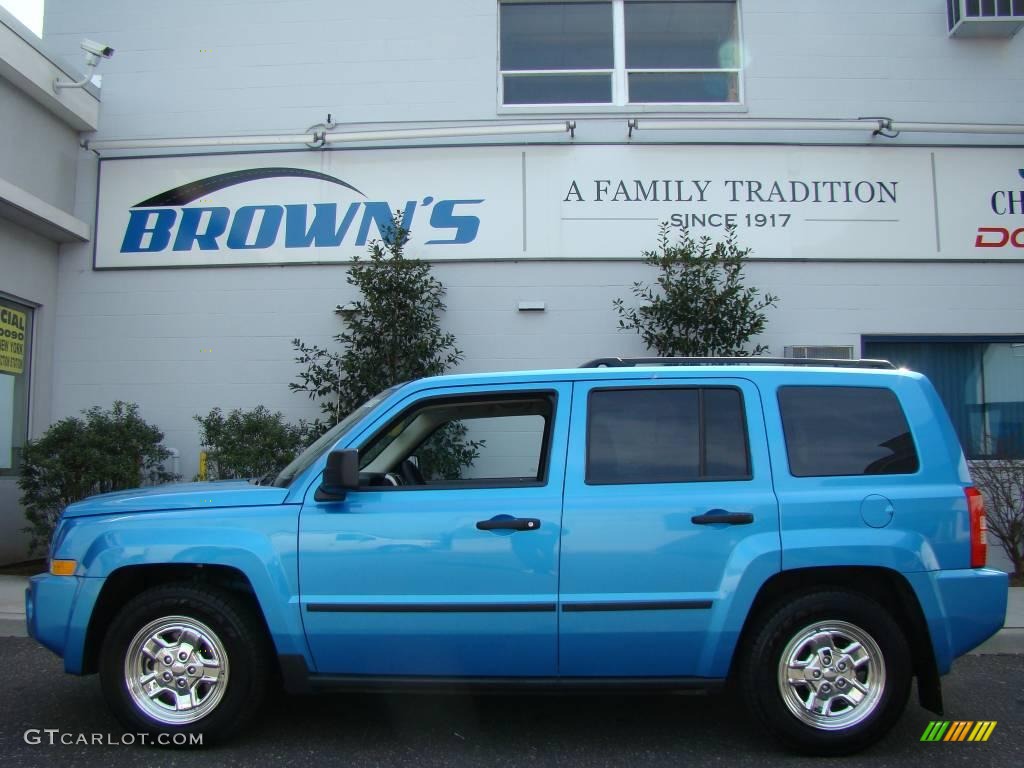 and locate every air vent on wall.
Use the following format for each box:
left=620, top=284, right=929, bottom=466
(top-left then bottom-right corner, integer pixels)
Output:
left=948, top=0, right=1024, bottom=37
left=784, top=345, right=854, bottom=360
